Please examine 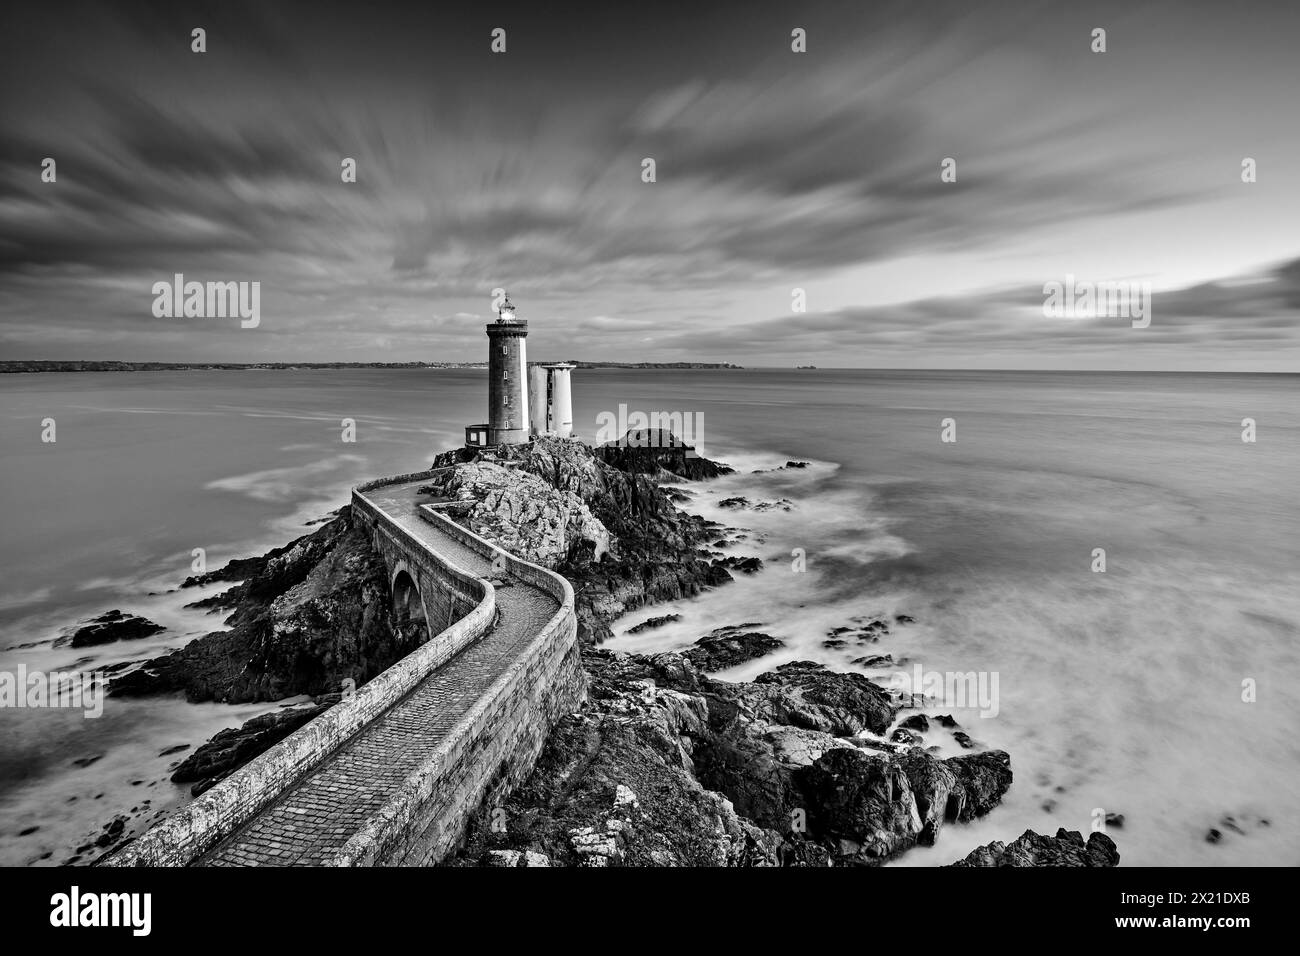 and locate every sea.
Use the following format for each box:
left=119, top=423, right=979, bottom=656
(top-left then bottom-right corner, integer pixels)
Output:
left=0, top=368, right=1296, bottom=866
